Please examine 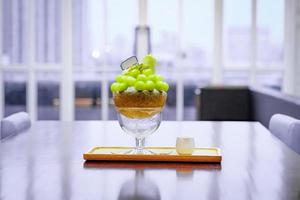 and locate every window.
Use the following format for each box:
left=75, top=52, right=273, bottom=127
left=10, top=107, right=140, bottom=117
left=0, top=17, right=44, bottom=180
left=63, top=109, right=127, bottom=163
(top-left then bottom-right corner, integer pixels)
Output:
left=37, top=72, right=60, bottom=120
left=4, top=71, right=27, bottom=116
left=223, top=0, right=251, bottom=68
left=149, top=0, right=178, bottom=67
left=2, top=0, right=28, bottom=65
left=73, top=0, right=104, bottom=66
left=72, top=0, right=137, bottom=120
left=0, top=0, right=285, bottom=121
left=36, top=0, right=61, bottom=64
left=257, top=0, right=284, bottom=67
left=182, top=0, right=214, bottom=119
left=182, top=0, right=214, bottom=69
left=107, top=0, right=137, bottom=66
